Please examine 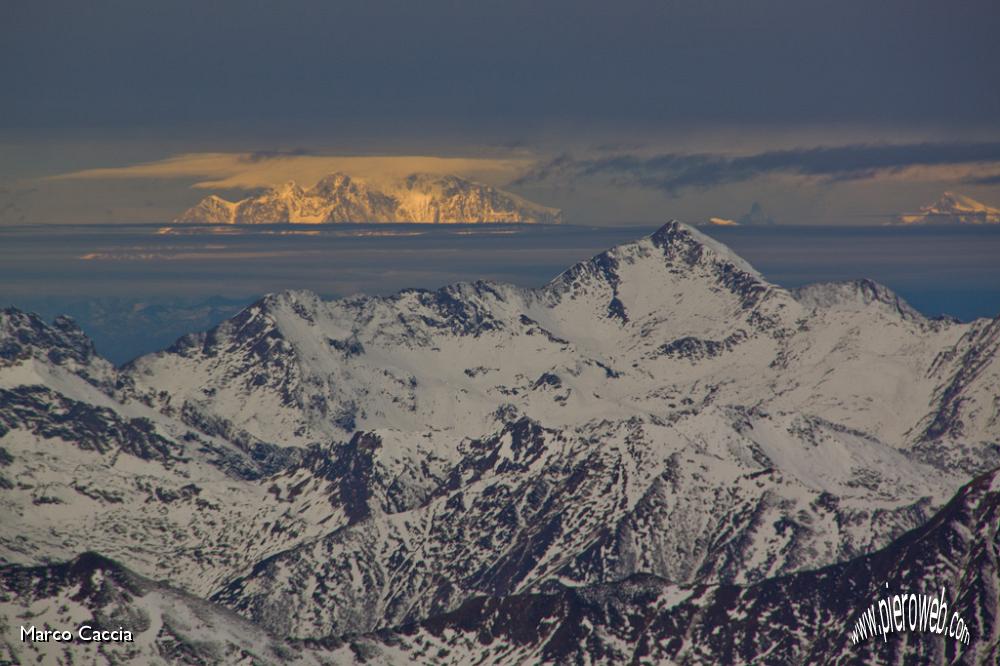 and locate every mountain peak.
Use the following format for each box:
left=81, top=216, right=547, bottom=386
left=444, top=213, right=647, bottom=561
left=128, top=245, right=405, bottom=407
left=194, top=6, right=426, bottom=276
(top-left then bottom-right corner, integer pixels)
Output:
left=896, top=191, right=1000, bottom=225
left=650, top=220, right=763, bottom=280
left=0, top=307, right=114, bottom=387
left=542, top=220, right=776, bottom=331
left=1, top=307, right=95, bottom=365
left=309, top=171, right=352, bottom=191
